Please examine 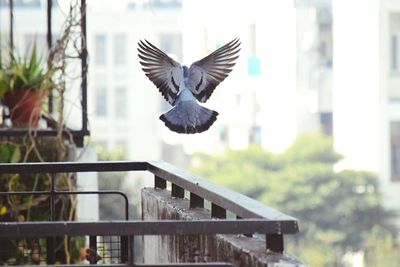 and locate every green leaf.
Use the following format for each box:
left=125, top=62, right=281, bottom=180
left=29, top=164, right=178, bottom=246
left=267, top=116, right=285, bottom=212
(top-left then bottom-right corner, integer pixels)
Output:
left=10, top=146, right=21, bottom=163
